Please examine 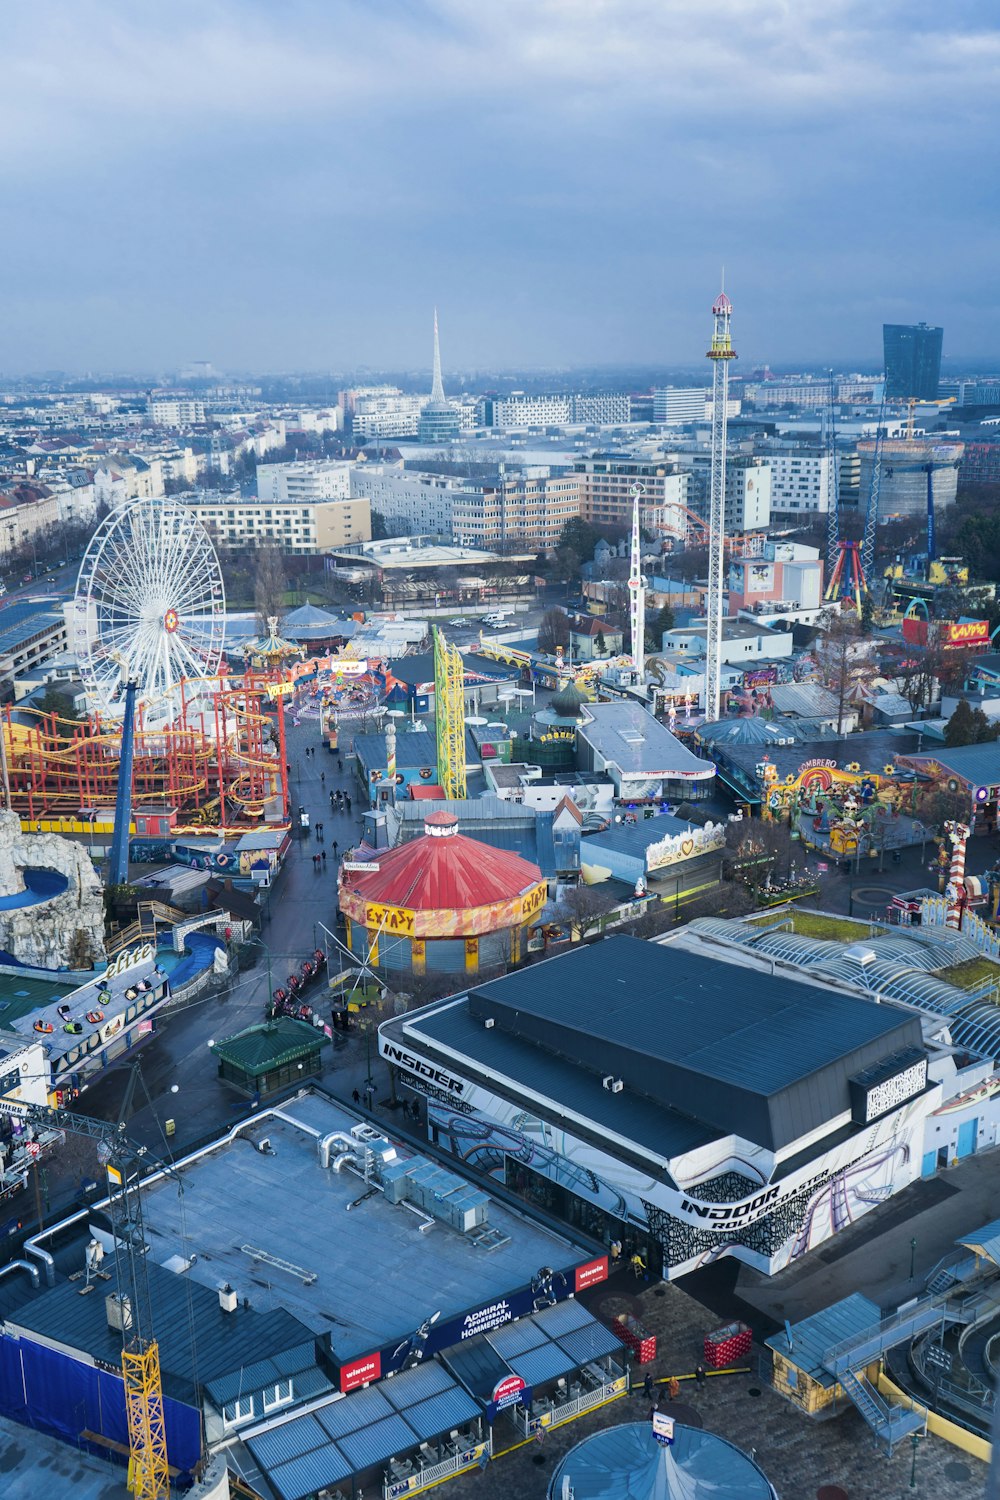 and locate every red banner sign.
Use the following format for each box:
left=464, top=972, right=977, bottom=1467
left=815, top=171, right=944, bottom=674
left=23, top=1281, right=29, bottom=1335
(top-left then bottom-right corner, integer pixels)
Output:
left=939, top=620, right=990, bottom=650
left=574, top=1256, right=609, bottom=1292
left=491, top=1373, right=527, bottom=1407
left=340, top=1351, right=381, bottom=1392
